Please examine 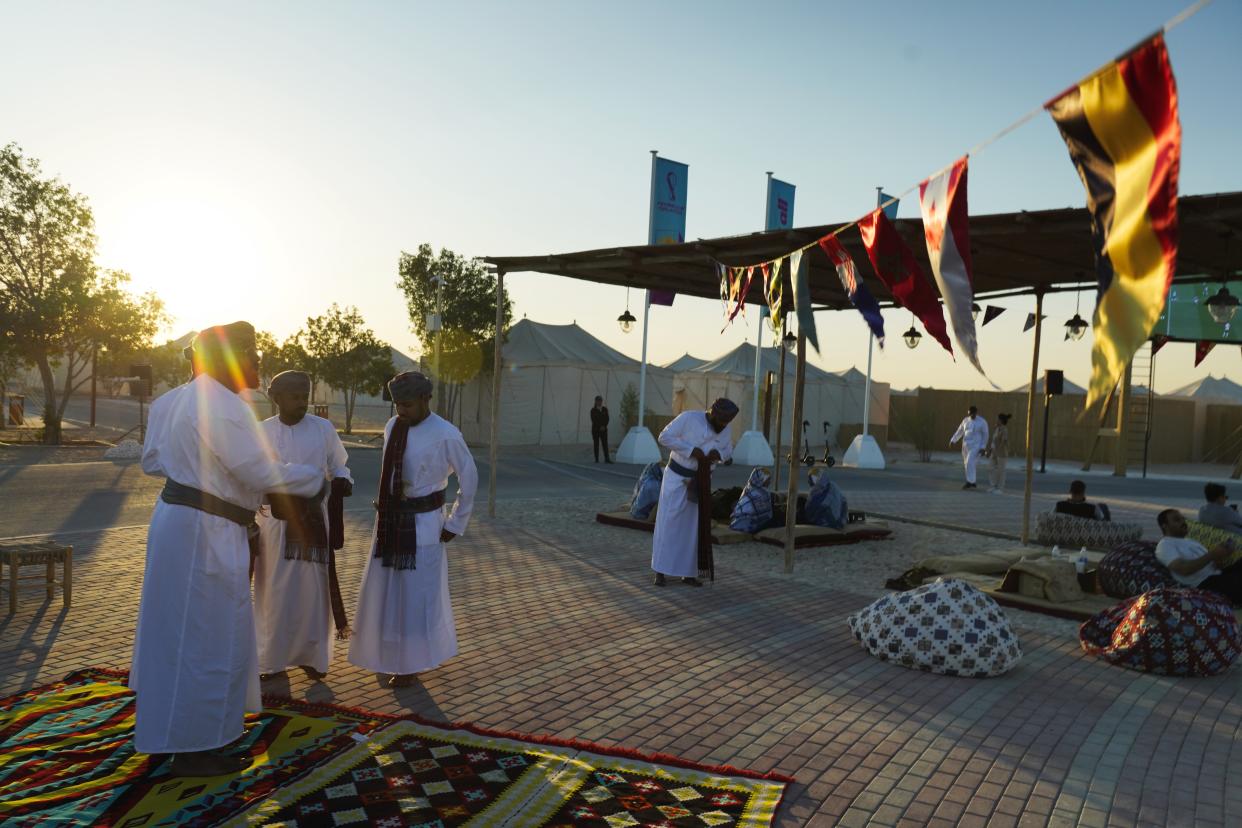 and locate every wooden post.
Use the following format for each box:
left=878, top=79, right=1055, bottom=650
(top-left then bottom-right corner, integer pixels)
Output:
left=773, top=325, right=788, bottom=492
left=783, top=331, right=807, bottom=574
left=488, top=270, right=504, bottom=518
left=1021, top=292, right=1044, bottom=545
left=1113, top=361, right=1133, bottom=477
